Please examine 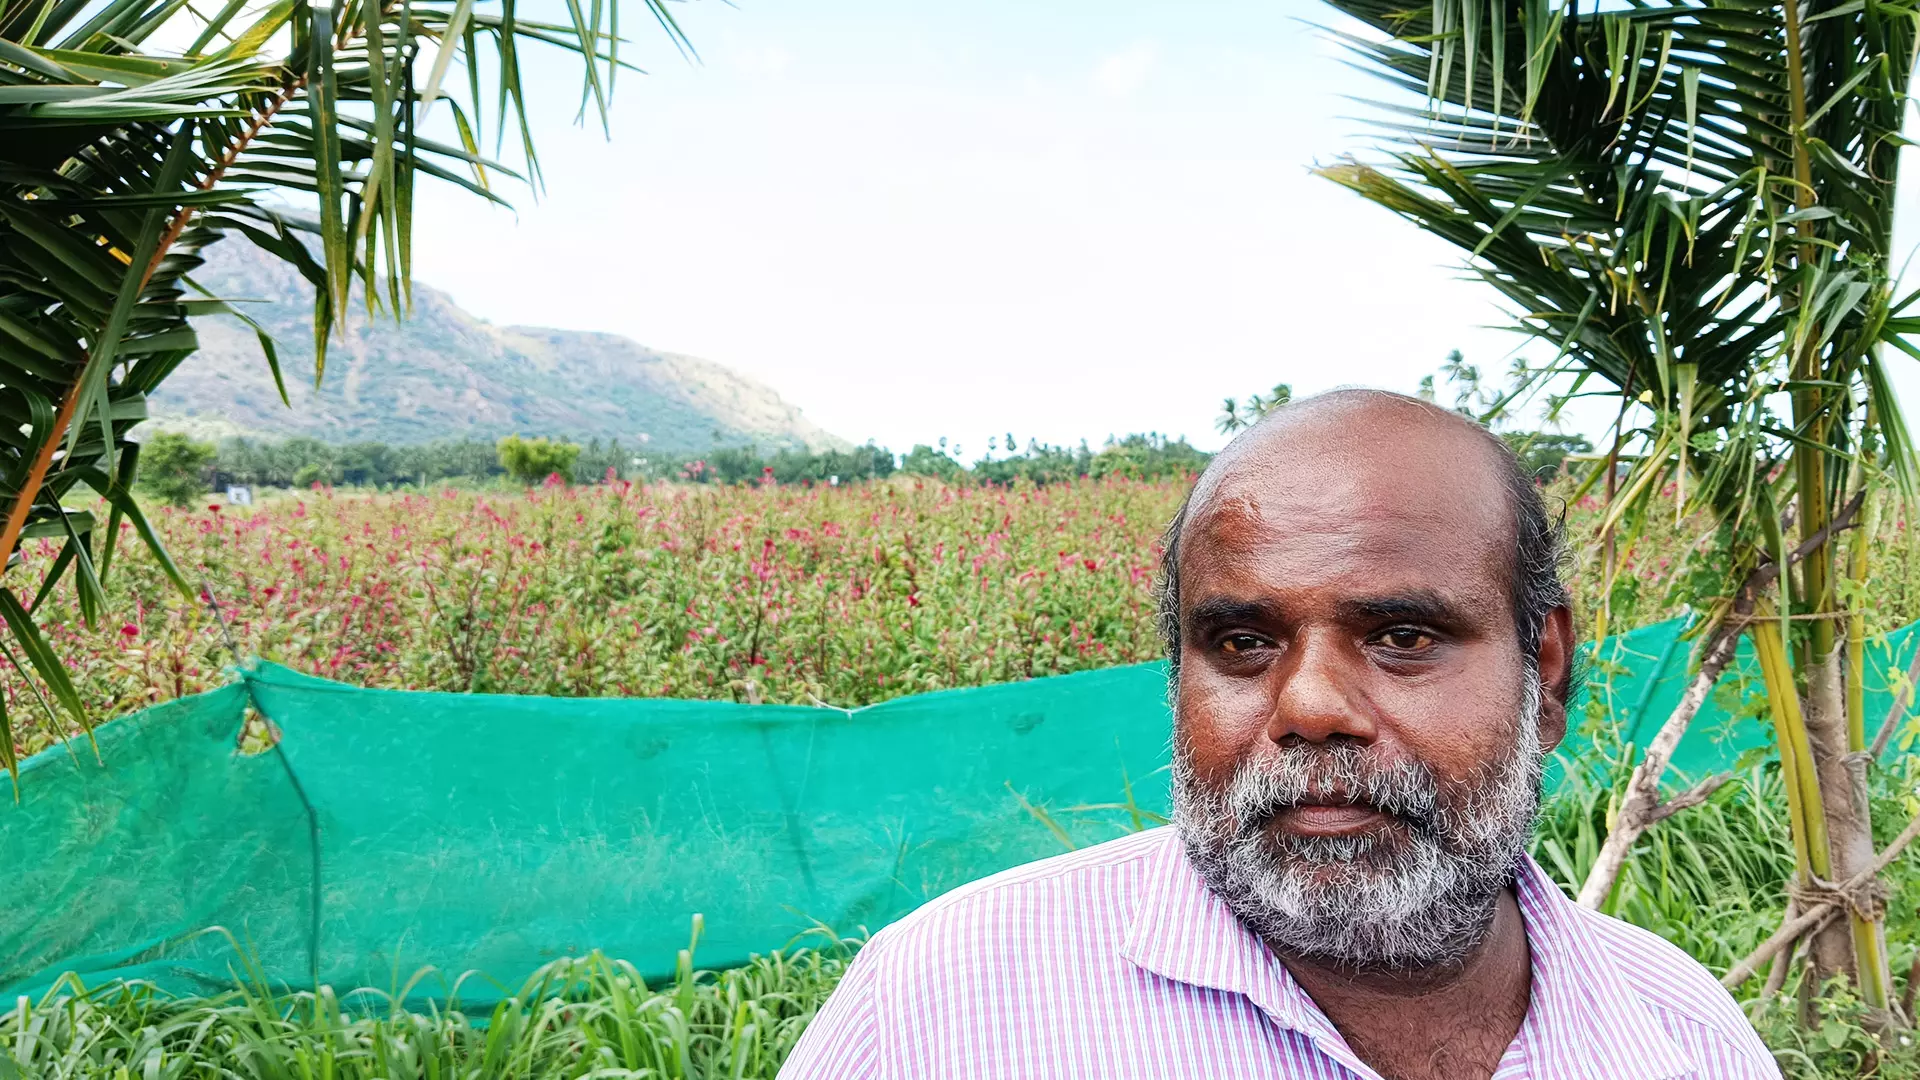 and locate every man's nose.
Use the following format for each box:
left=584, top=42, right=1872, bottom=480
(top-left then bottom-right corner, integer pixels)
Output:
left=1265, top=629, right=1377, bottom=745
